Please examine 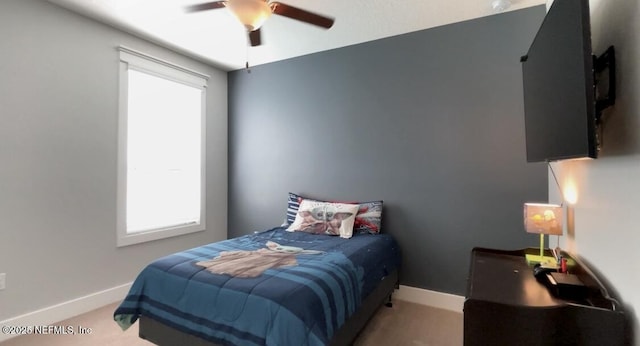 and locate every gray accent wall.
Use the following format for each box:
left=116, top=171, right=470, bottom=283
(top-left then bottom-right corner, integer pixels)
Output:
left=229, top=6, right=547, bottom=295
left=0, top=0, right=227, bottom=320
